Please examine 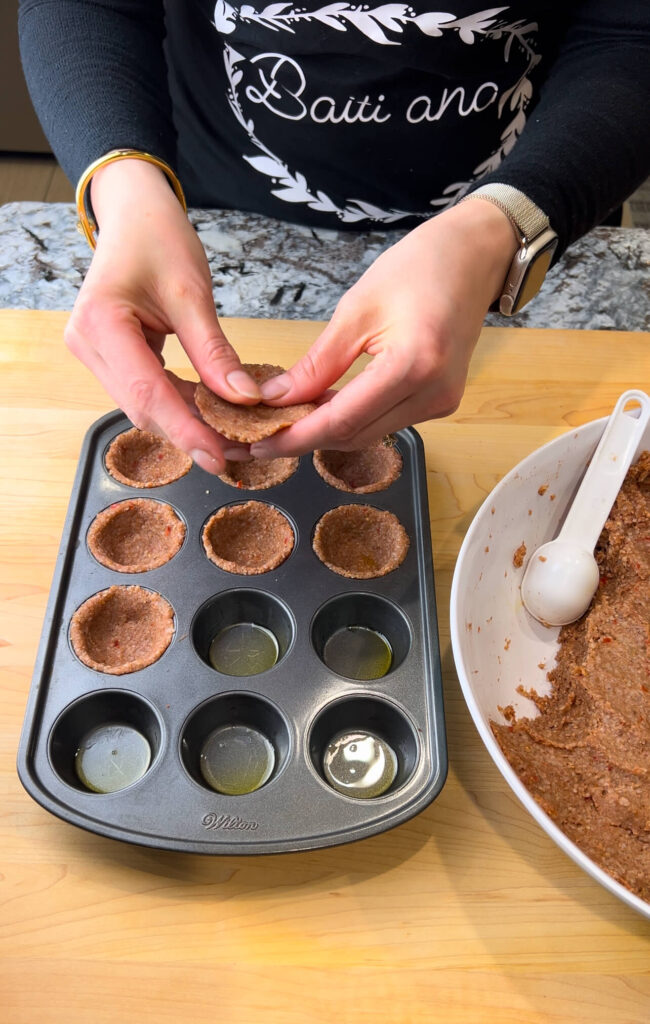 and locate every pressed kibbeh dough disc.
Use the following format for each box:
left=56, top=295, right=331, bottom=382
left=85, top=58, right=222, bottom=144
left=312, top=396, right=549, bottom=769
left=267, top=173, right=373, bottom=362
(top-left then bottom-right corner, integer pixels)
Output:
left=203, top=501, right=295, bottom=574
left=313, top=444, right=403, bottom=493
left=195, top=364, right=317, bottom=443
left=87, top=499, right=185, bottom=572
left=70, top=585, right=175, bottom=674
left=313, top=504, right=409, bottom=579
left=105, top=427, right=192, bottom=487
